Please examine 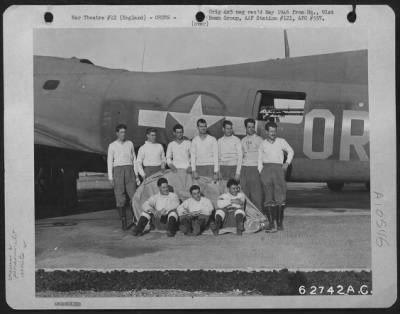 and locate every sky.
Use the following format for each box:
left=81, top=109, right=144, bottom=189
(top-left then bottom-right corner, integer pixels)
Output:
left=34, top=27, right=367, bottom=72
